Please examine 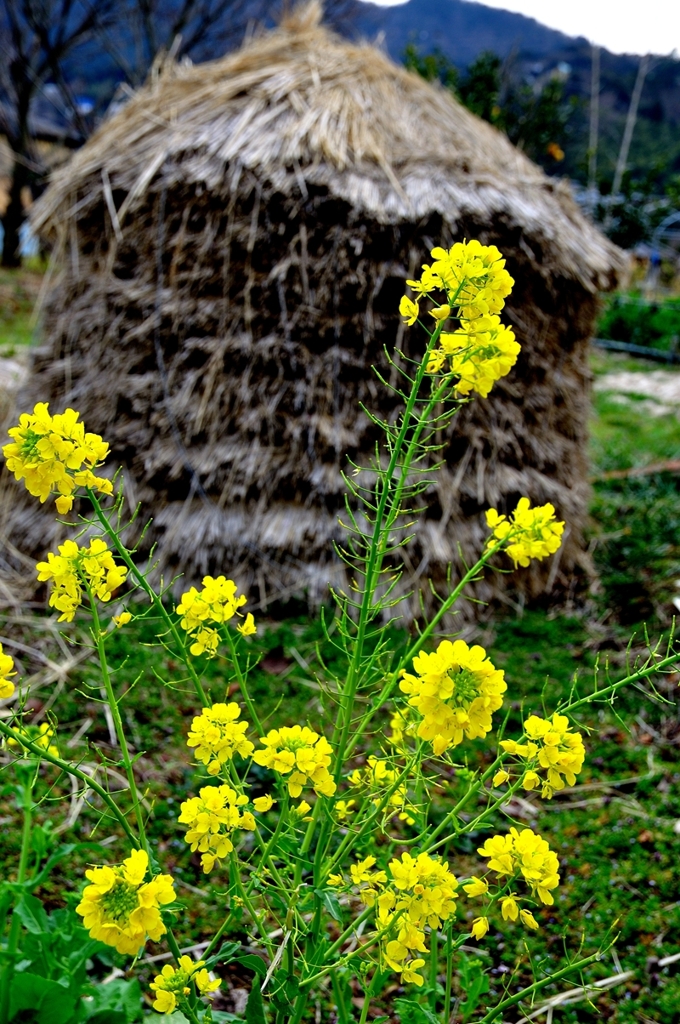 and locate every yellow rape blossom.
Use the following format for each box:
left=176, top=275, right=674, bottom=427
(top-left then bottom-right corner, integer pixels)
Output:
left=186, top=702, right=254, bottom=775
left=520, top=908, right=540, bottom=929
left=237, top=612, right=257, bottom=637
left=112, top=611, right=132, bottom=628
left=462, top=876, right=489, bottom=898
left=253, top=725, right=336, bottom=798
left=36, top=537, right=128, bottom=623
left=501, top=895, right=519, bottom=921
left=0, top=644, right=16, bottom=700
left=253, top=794, right=275, bottom=812
left=334, top=798, right=356, bottom=822
left=470, top=916, right=490, bottom=940
left=350, top=856, right=387, bottom=888
left=399, top=295, right=419, bottom=325
left=485, top=497, right=565, bottom=568
left=436, top=316, right=520, bottom=397
left=75, top=849, right=175, bottom=955
left=176, top=576, right=248, bottom=656
left=399, top=639, right=506, bottom=755
left=429, top=240, right=515, bottom=318
left=4, top=403, right=112, bottom=513
left=478, top=827, right=560, bottom=905
left=502, top=713, right=585, bottom=798
left=150, top=954, right=221, bottom=1014
left=399, top=959, right=427, bottom=986
left=376, top=851, right=458, bottom=986
left=178, top=784, right=255, bottom=873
